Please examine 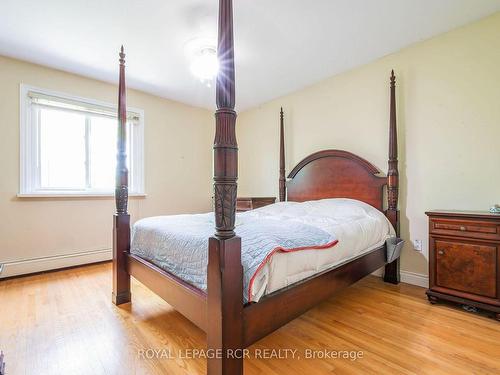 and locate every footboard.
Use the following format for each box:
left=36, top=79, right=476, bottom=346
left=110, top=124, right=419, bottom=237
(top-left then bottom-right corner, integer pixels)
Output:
left=127, top=254, right=208, bottom=330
